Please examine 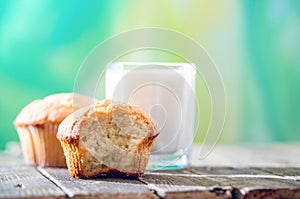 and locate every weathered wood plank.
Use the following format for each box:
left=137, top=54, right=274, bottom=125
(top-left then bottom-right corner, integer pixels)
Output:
left=139, top=171, right=232, bottom=198
left=206, top=176, right=300, bottom=199
left=146, top=168, right=193, bottom=175
left=0, top=153, right=25, bottom=167
left=0, top=143, right=299, bottom=198
left=206, top=176, right=300, bottom=189
left=144, top=167, right=300, bottom=198
left=38, top=167, right=157, bottom=199
left=191, top=143, right=300, bottom=167
left=190, top=167, right=268, bottom=176
left=0, top=166, right=65, bottom=199
left=190, top=166, right=300, bottom=198
left=258, top=167, right=300, bottom=180
left=240, top=188, right=300, bottom=199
